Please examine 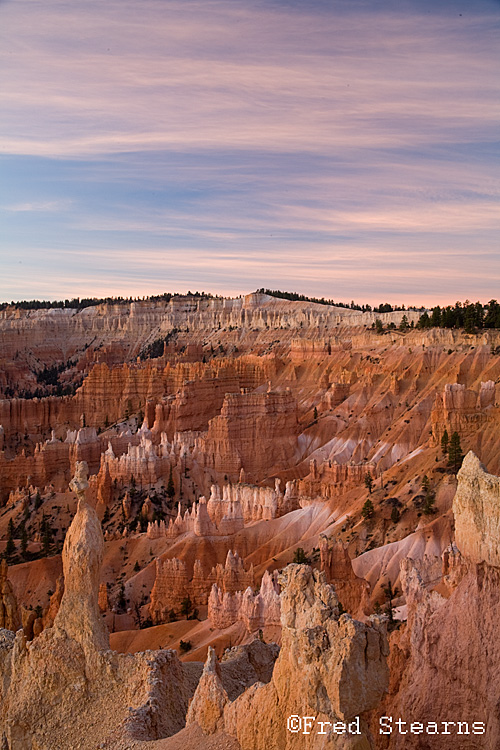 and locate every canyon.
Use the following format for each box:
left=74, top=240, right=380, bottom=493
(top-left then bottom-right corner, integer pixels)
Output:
left=0, top=292, right=499, bottom=748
